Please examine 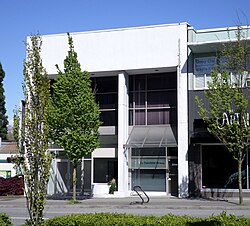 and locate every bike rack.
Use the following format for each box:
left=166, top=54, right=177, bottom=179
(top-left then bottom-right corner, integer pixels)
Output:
left=130, top=185, right=150, bottom=205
